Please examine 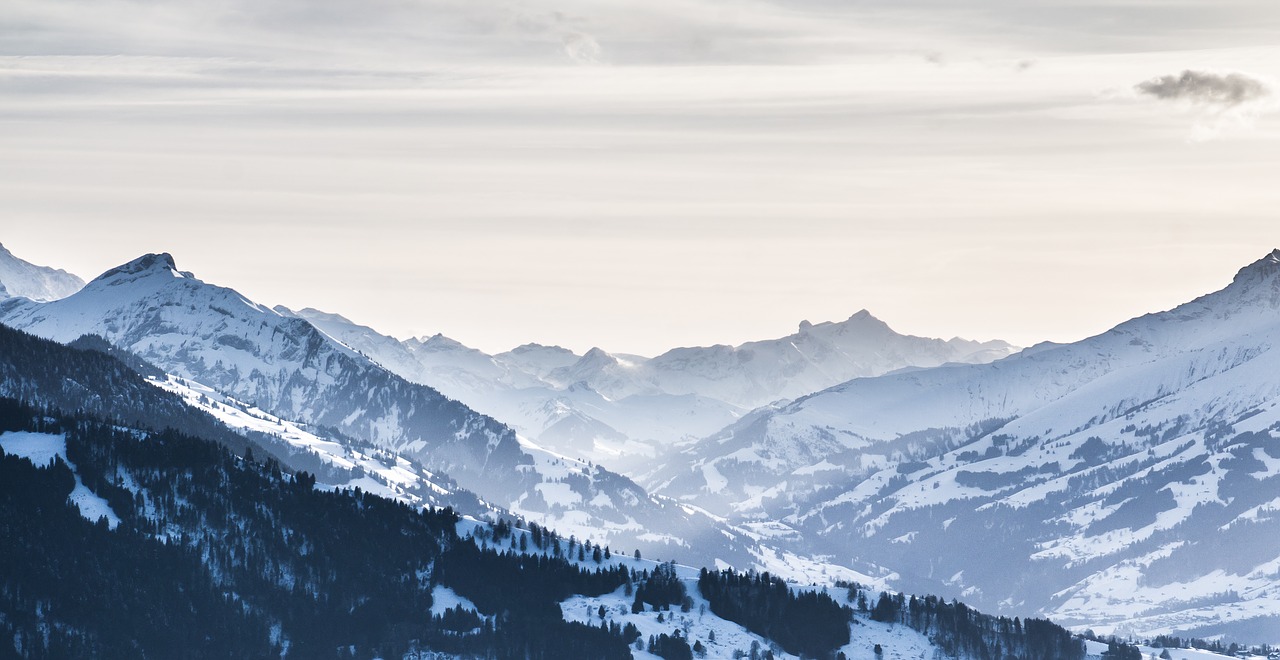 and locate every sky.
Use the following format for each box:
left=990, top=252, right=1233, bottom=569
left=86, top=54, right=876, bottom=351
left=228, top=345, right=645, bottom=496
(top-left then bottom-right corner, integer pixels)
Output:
left=4, top=0, right=1280, bottom=356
